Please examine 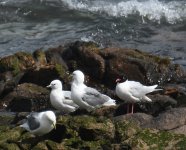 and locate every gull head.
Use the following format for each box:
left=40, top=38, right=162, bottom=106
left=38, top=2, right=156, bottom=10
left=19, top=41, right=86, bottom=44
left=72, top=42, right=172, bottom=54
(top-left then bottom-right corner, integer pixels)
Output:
left=116, top=75, right=127, bottom=83
left=72, top=70, right=85, bottom=84
left=47, top=80, right=63, bottom=90
left=44, top=111, right=56, bottom=129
